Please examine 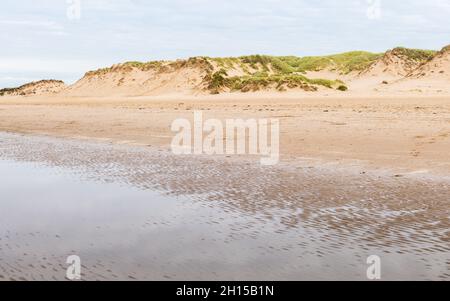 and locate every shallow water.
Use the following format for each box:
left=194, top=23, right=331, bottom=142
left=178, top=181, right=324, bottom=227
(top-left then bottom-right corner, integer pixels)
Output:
left=0, top=132, right=449, bottom=280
